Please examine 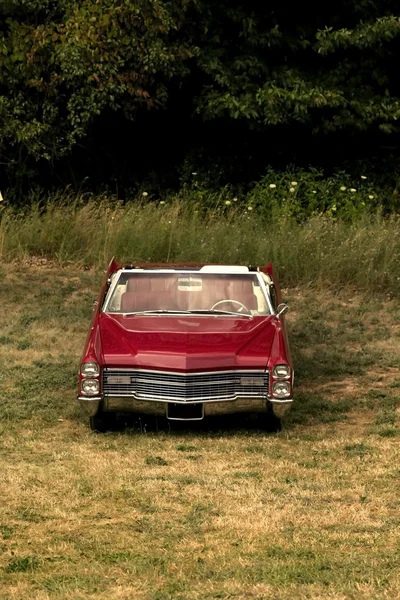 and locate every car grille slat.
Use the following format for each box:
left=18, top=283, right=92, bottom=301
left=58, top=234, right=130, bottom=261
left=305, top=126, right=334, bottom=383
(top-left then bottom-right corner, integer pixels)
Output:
left=102, top=369, right=269, bottom=402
